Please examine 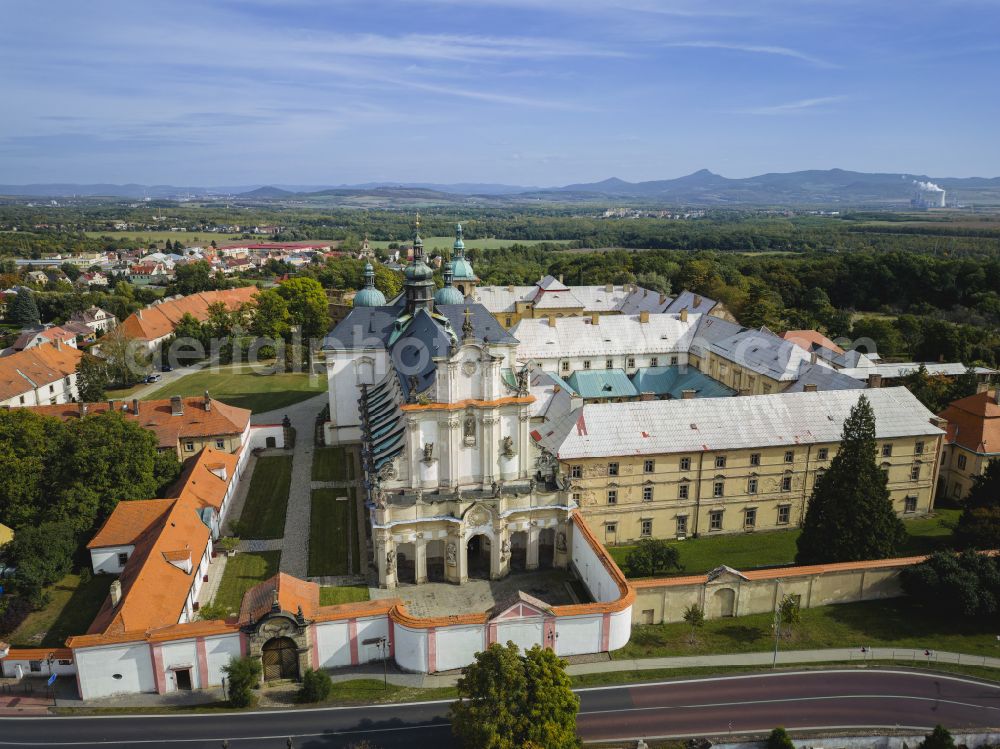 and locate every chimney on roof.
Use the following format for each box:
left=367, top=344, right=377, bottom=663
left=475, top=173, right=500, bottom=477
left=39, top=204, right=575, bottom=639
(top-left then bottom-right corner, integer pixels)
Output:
left=136, top=309, right=142, bottom=319
left=659, top=293, right=667, bottom=305
left=810, top=351, right=818, bottom=365
left=639, top=310, right=650, bottom=323
left=975, top=382, right=988, bottom=394
left=110, top=579, right=122, bottom=608
left=693, top=295, right=702, bottom=307
left=107, top=399, right=114, bottom=411
left=507, top=284, right=514, bottom=292
left=591, top=313, right=599, bottom=325
left=605, top=283, right=613, bottom=292
left=682, top=388, right=696, bottom=400
left=132, top=398, right=139, bottom=415
left=867, top=373, right=882, bottom=389
left=640, top=392, right=655, bottom=401
left=170, top=395, right=184, bottom=416
left=54, top=337, right=61, bottom=351
left=547, top=315, right=556, bottom=328
left=558, top=274, right=564, bottom=283
left=804, top=383, right=818, bottom=392
left=679, top=308, right=688, bottom=323
left=204, top=390, right=211, bottom=412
